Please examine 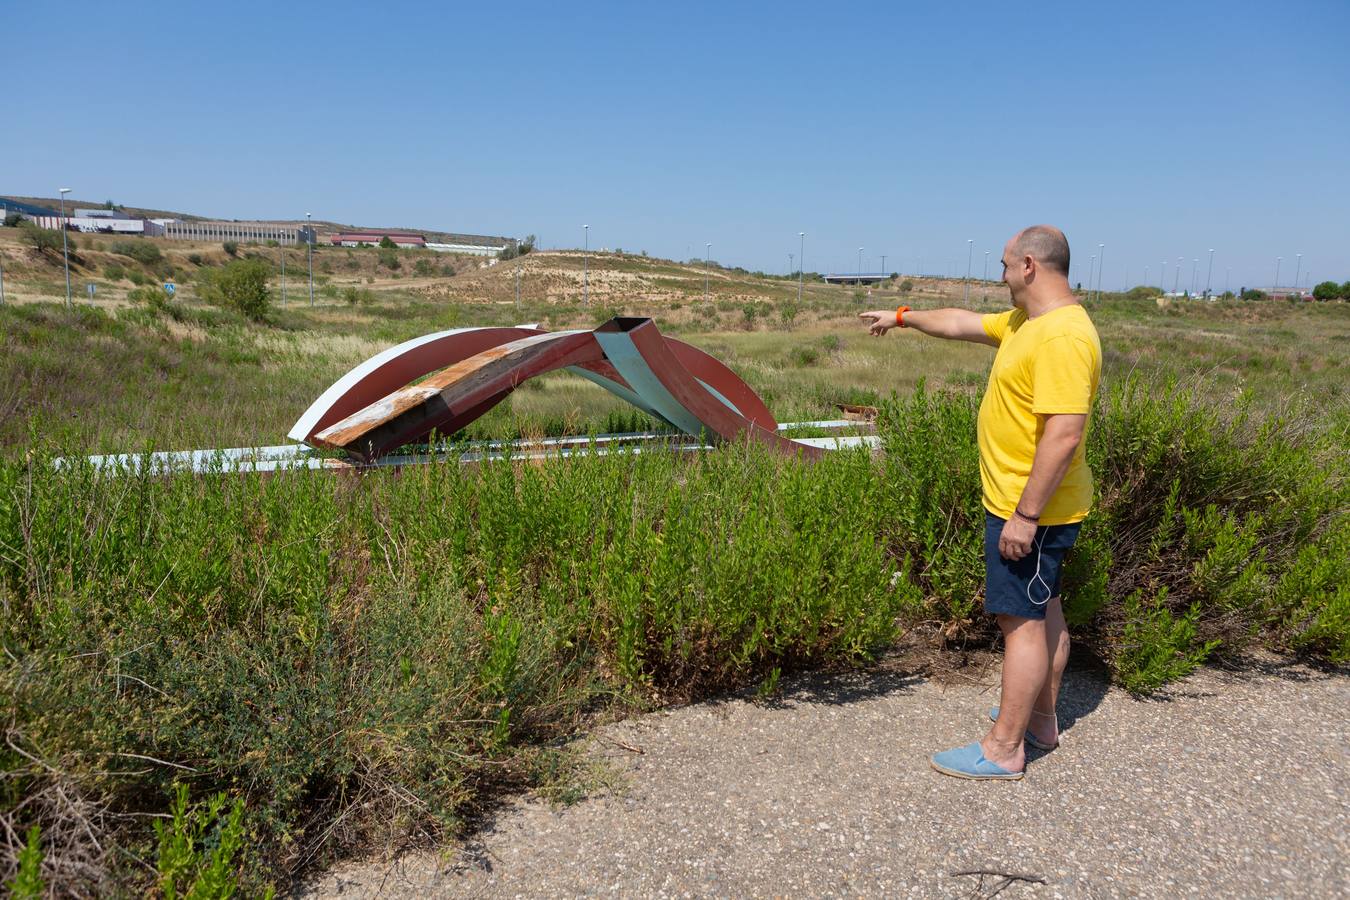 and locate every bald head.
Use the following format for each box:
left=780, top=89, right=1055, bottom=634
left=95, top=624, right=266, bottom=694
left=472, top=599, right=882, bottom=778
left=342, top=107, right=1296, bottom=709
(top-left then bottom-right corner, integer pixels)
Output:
left=1011, top=225, right=1070, bottom=277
